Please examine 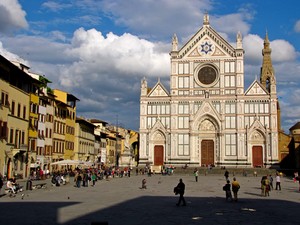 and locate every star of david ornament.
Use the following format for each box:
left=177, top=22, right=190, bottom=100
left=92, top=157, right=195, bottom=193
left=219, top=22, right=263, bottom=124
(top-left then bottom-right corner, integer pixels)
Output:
left=198, top=41, right=214, bottom=55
